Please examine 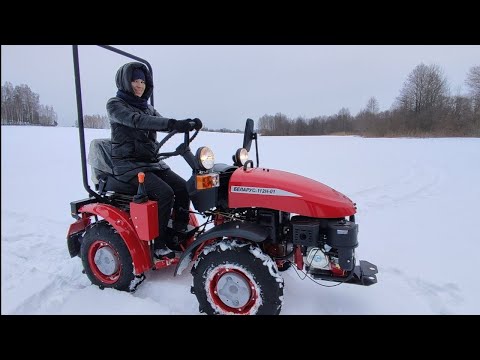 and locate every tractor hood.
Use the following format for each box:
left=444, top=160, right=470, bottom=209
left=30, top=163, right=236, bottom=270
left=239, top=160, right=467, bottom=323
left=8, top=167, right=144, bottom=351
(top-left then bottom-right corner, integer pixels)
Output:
left=228, top=167, right=356, bottom=218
